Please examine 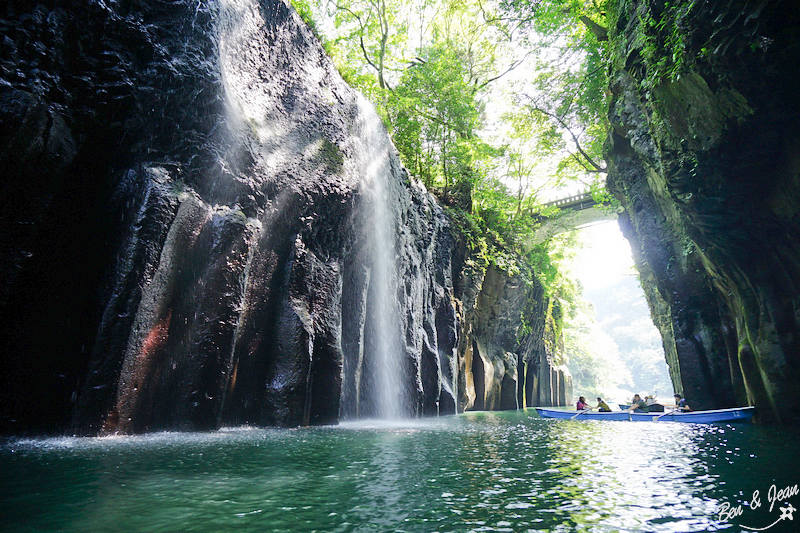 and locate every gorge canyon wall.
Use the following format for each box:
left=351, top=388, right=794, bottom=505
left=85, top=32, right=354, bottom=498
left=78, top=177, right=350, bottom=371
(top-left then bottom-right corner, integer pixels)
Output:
left=0, top=0, right=564, bottom=435
left=606, top=0, right=800, bottom=423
